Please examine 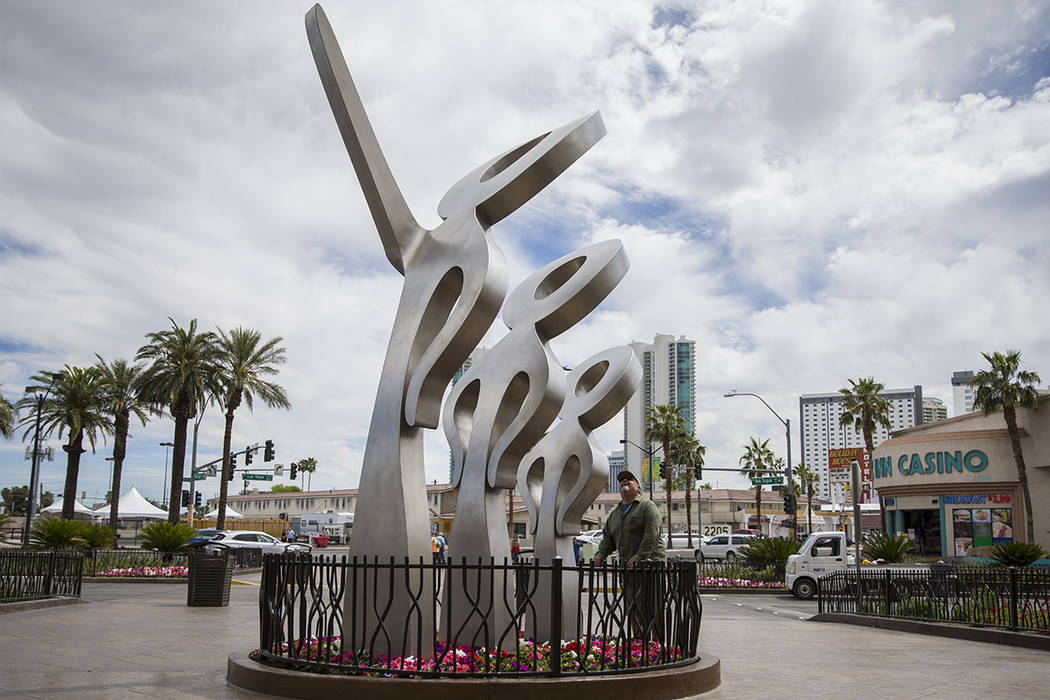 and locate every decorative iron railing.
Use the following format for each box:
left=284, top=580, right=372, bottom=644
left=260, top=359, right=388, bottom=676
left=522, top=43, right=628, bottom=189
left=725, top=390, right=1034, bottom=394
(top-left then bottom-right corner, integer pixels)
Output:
left=818, top=566, right=1050, bottom=633
left=258, top=554, right=702, bottom=677
left=0, top=550, right=84, bottom=602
